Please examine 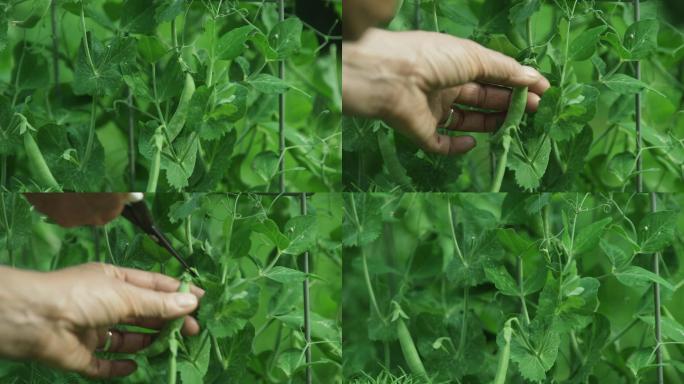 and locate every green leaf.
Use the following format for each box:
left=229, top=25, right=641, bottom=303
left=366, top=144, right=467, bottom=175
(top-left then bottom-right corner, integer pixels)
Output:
left=508, top=0, right=540, bottom=24
left=342, top=194, right=383, bottom=247
left=73, top=35, right=135, bottom=96
left=573, top=217, right=612, bottom=255
left=510, top=327, right=560, bottom=382
left=161, top=134, right=198, bottom=190
left=639, top=315, right=684, bottom=343
left=623, top=19, right=658, bottom=60
left=614, top=265, right=675, bottom=291
left=198, top=281, right=260, bottom=338
left=276, top=349, right=305, bottom=376
left=608, top=152, right=636, bottom=183
left=137, top=35, right=168, bottom=63
left=569, top=25, right=607, bottom=61
left=283, top=215, right=316, bottom=255
left=121, top=0, right=157, bottom=35
left=249, top=74, right=290, bottom=94
left=252, top=151, right=280, bottom=182
left=269, top=18, right=303, bottom=59
left=484, top=264, right=519, bottom=296
left=11, top=44, right=49, bottom=91
left=0, top=96, right=20, bottom=155
left=216, top=25, right=256, bottom=60
left=252, top=218, right=290, bottom=251
left=627, top=348, right=654, bottom=376
left=37, top=124, right=105, bottom=191
left=602, top=74, right=647, bottom=94
left=155, top=0, right=186, bottom=23
left=638, top=211, right=677, bottom=253
left=264, top=266, right=307, bottom=284
left=508, top=134, right=551, bottom=191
